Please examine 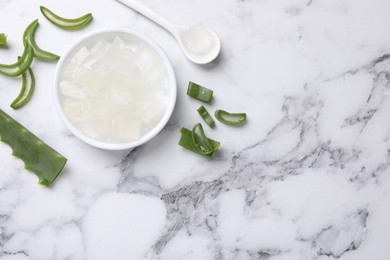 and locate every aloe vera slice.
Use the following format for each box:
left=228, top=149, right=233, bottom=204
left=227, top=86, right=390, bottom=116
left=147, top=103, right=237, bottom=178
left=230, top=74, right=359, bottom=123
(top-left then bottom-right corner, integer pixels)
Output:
left=197, top=105, right=215, bottom=128
left=192, top=123, right=213, bottom=155
left=0, top=33, right=7, bottom=47
left=23, top=19, right=59, bottom=61
left=214, top=109, right=246, bottom=125
left=187, top=82, right=213, bottom=103
left=11, top=63, right=35, bottom=109
left=0, top=109, right=67, bottom=186
left=40, top=6, right=93, bottom=30
left=178, top=127, right=220, bottom=157
left=0, top=44, right=34, bottom=77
